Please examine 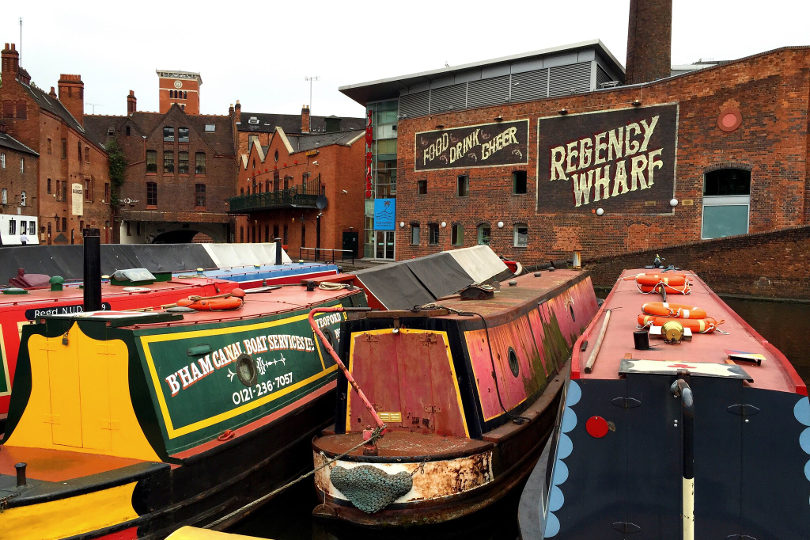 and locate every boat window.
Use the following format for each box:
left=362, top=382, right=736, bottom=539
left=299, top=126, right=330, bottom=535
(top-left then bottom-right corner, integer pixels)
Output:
left=508, top=348, right=520, bottom=377
left=235, top=353, right=258, bottom=387
left=320, top=327, right=337, bottom=351
left=702, top=168, right=750, bottom=239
